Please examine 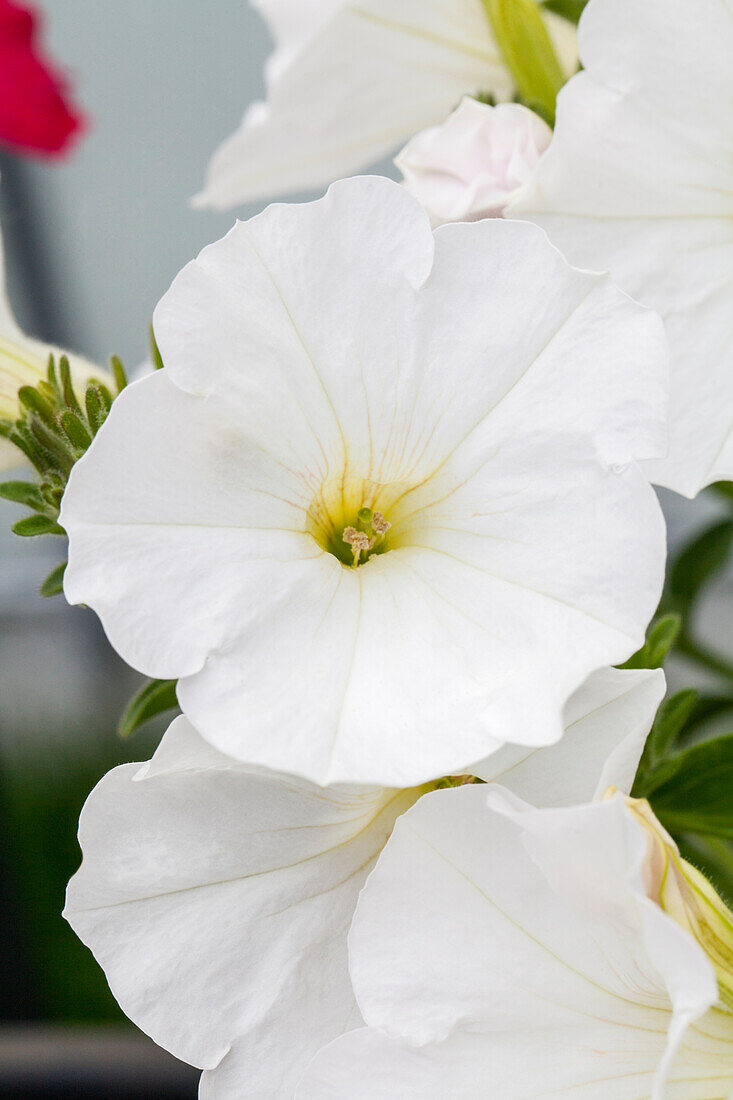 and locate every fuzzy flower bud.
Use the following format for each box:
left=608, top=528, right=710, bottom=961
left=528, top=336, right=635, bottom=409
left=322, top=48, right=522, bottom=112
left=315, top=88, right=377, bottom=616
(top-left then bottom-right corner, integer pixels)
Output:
left=626, top=794, right=733, bottom=1009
